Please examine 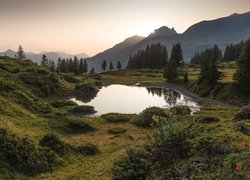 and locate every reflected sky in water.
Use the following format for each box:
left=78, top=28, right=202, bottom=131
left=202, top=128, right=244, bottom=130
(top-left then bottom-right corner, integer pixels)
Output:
left=71, top=84, right=200, bottom=116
